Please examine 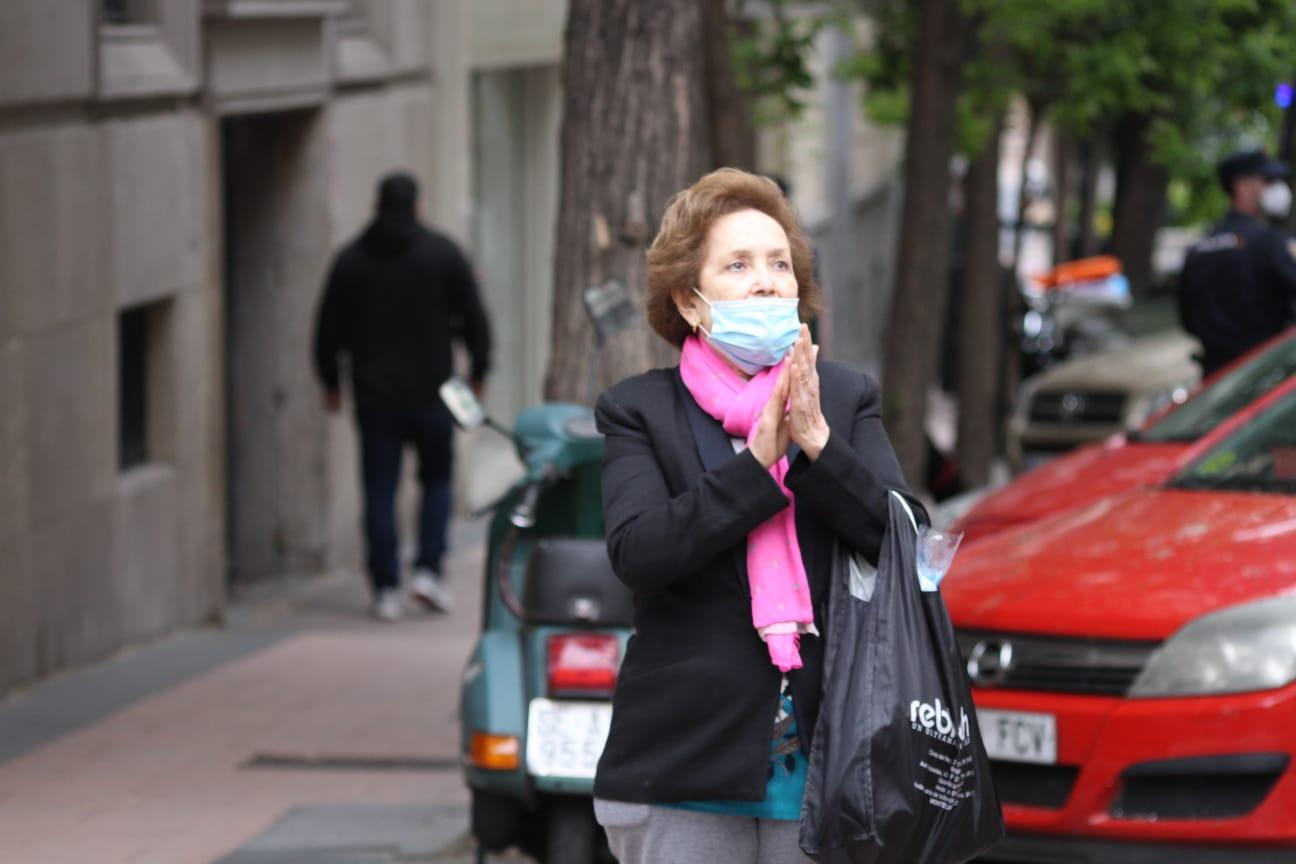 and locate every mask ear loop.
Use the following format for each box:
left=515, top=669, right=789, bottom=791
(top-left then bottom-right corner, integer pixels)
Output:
left=691, top=288, right=713, bottom=338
